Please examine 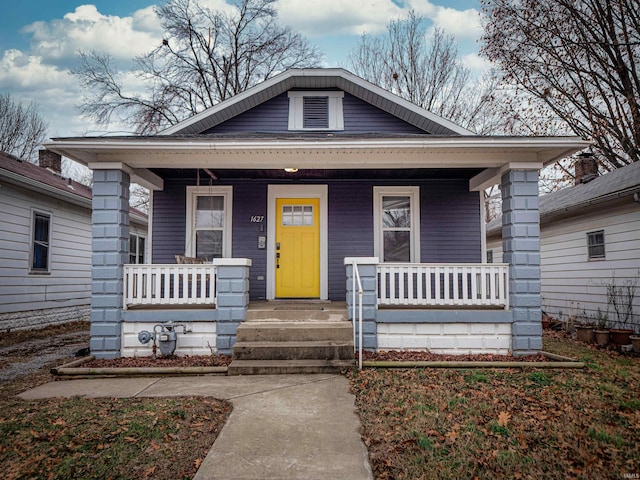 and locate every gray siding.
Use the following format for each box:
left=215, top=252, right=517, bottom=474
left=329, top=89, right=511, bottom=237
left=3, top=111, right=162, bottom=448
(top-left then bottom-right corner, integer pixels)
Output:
left=421, top=180, right=482, bottom=263
left=231, top=182, right=268, bottom=299
left=342, top=94, right=425, bottom=134
left=328, top=182, right=375, bottom=299
left=153, top=177, right=482, bottom=301
left=0, top=183, right=92, bottom=313
left=152, top=179, right=188, bottom=264
left=207, top=93, right=427, bottom=134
